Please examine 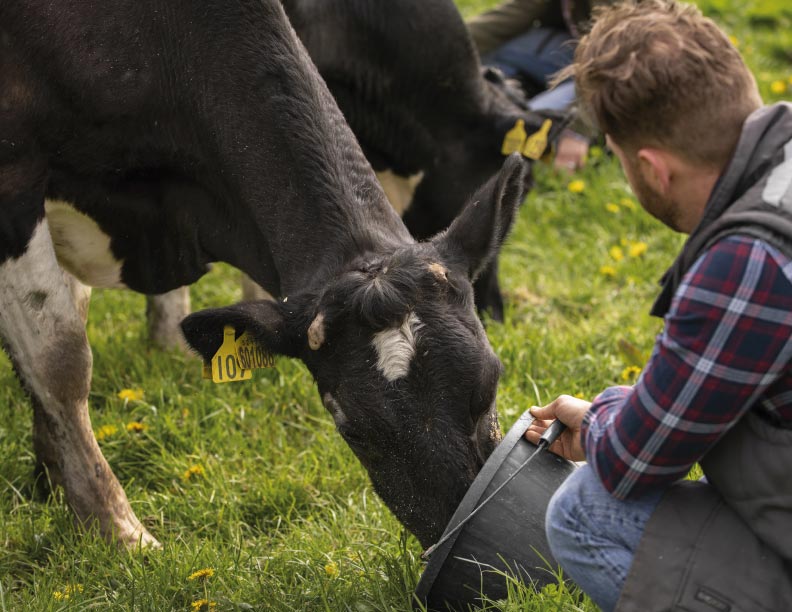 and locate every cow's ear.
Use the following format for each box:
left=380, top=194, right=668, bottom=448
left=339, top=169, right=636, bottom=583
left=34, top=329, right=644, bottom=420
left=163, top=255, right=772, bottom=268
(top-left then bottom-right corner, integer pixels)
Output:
left=180, top=300, right=304, bottom=361
left=433, top=153, right=526, bottom=281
